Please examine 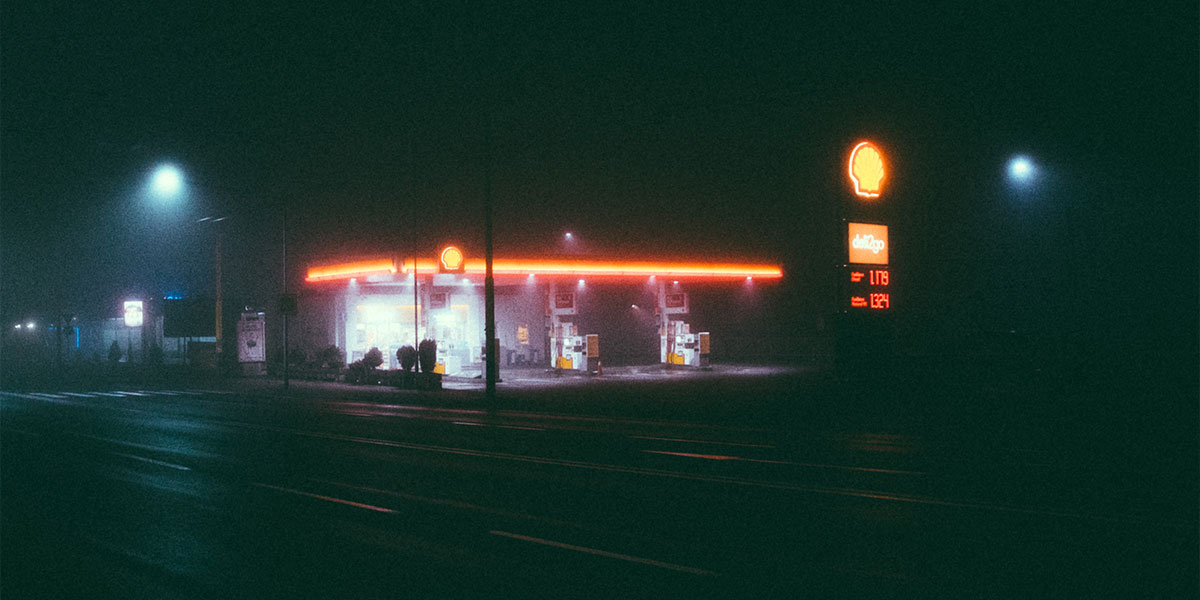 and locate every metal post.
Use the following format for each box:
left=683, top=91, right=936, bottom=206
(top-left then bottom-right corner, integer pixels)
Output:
left=484, top=113, right=497, bottom=400
left=283, top=204, right=289, bottom=391
left=214, top=218, right=223, bottom=373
